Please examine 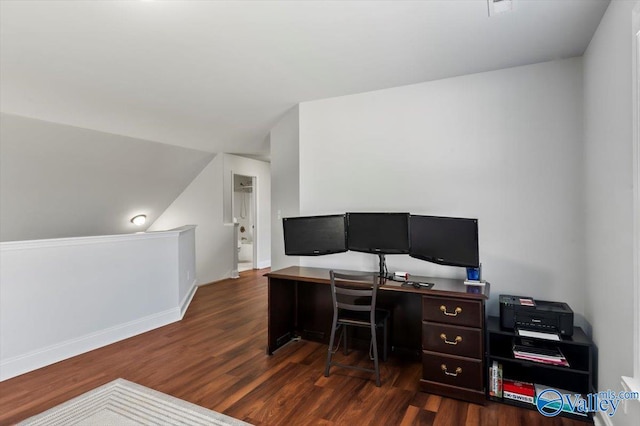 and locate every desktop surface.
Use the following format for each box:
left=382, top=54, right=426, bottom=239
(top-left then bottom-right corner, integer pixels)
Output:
left=266, top=265, right=489, bottom=299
